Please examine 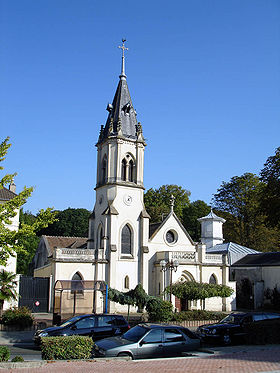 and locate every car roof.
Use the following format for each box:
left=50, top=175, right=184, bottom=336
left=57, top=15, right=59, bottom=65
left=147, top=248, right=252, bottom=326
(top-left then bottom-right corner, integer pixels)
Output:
left=137, top=323, right=184, bottom=329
